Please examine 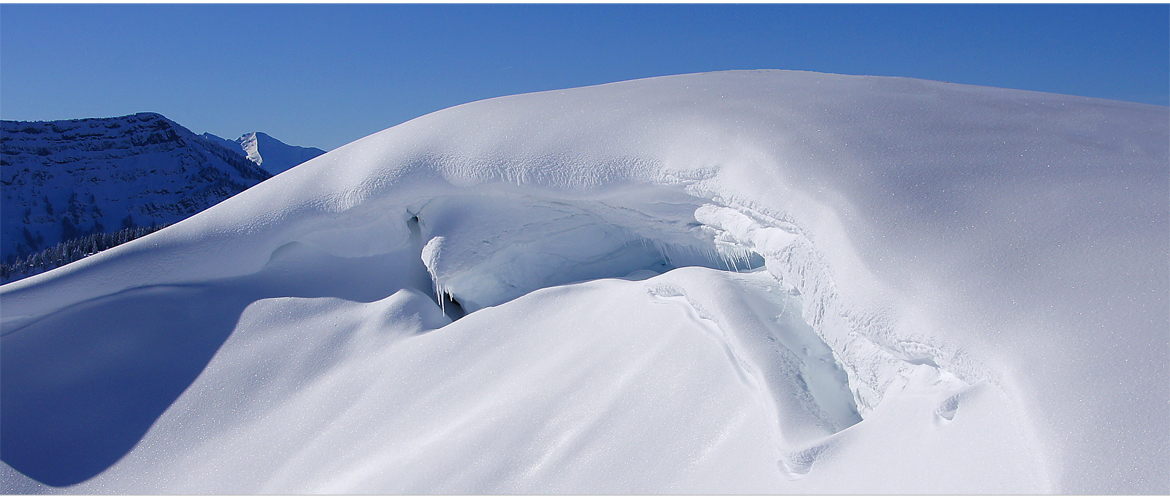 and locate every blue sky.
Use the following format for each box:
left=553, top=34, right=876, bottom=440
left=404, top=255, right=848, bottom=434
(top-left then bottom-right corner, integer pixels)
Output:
left=2, top=3, right=1167, bottom=151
